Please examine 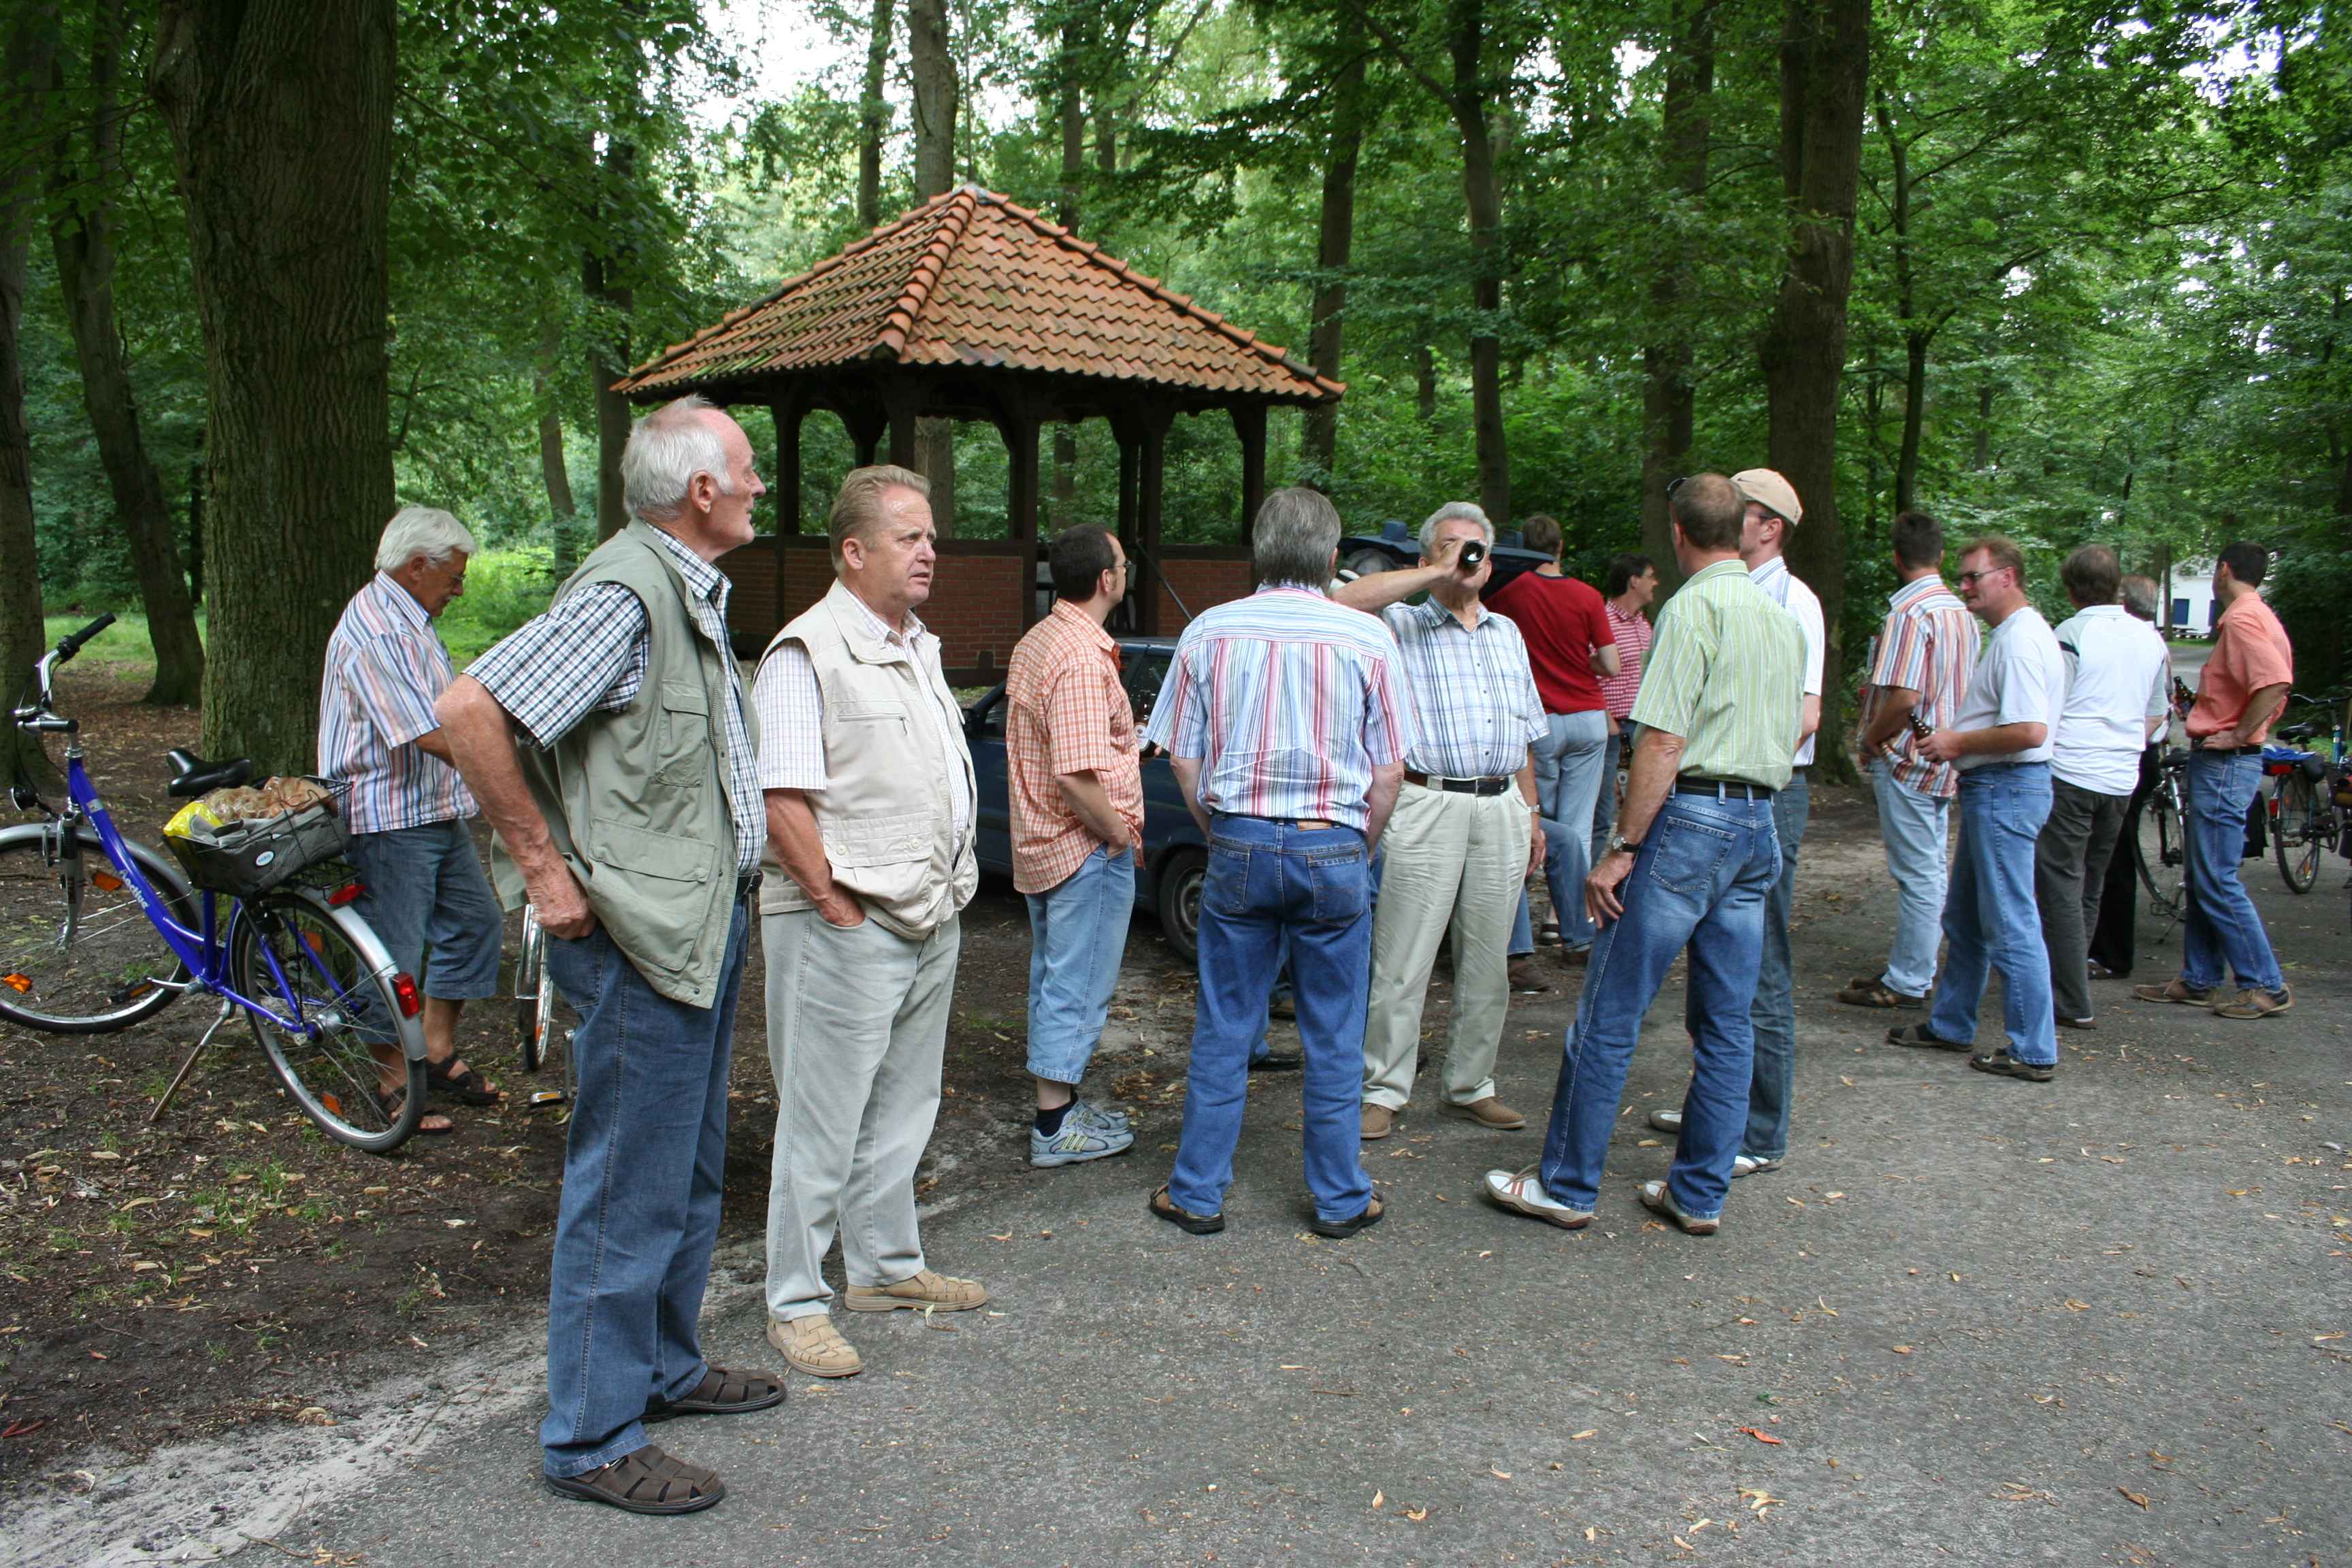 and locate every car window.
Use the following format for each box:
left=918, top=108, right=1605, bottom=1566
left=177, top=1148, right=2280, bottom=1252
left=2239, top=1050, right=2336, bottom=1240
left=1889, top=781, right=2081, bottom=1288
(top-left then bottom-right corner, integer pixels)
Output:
left=968, top=687, right=1008, bottom=740
left=1122, top=649, right=1170, bottom=726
